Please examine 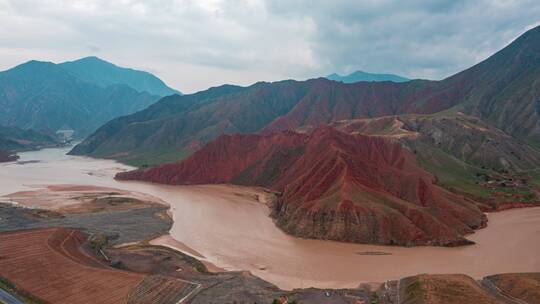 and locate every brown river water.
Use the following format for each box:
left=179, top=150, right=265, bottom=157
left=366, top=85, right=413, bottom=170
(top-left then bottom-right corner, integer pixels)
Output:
left=1, top=146, right=539, bottom=290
